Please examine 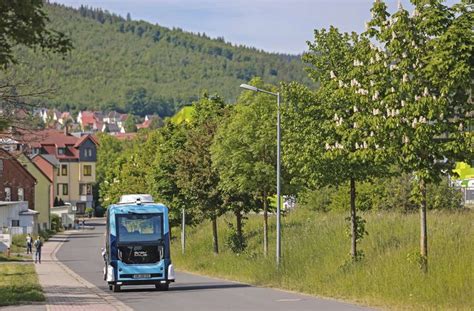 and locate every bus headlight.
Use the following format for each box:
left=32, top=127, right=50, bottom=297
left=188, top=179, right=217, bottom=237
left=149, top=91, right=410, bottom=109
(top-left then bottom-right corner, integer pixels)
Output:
left=167, top=264, right=175, bottom=281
